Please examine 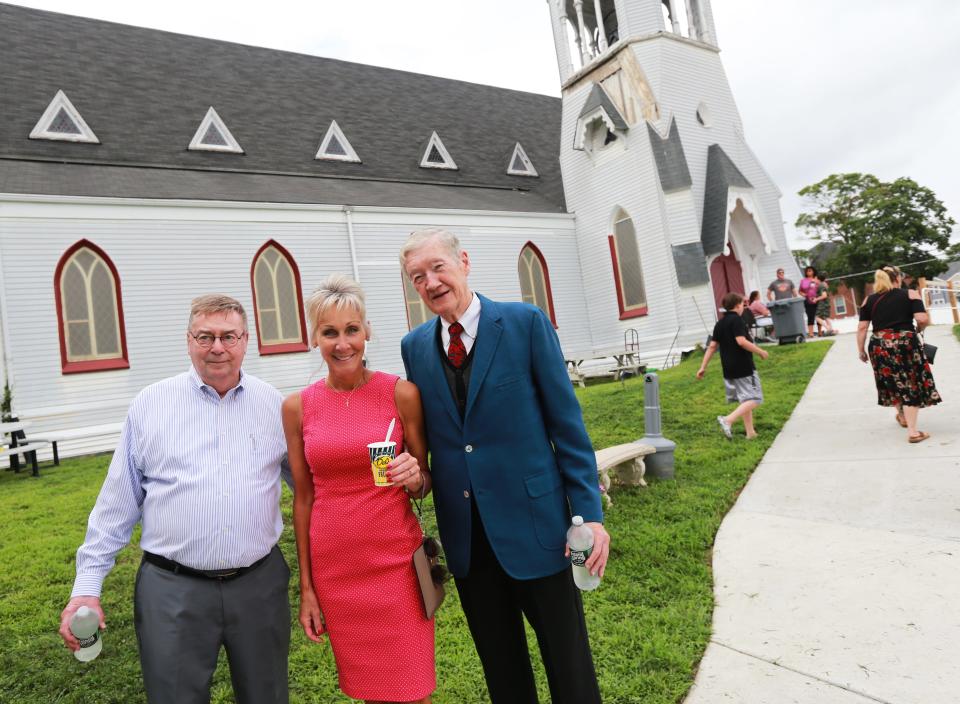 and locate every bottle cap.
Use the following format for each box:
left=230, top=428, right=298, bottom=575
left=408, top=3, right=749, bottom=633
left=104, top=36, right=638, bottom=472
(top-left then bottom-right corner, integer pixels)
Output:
left=76, top=606, right=91, bottom=618
left=572, top=515, right=583, bottom=526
